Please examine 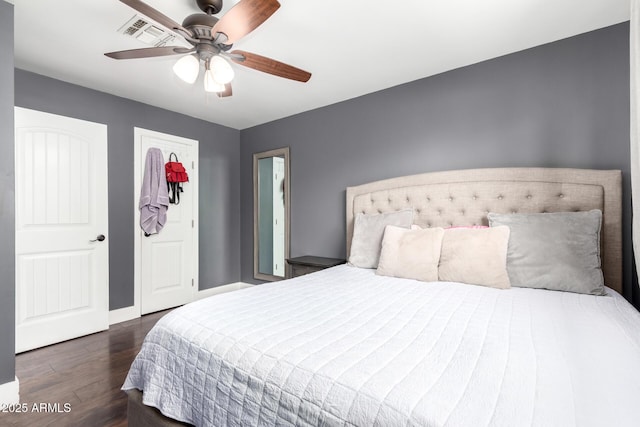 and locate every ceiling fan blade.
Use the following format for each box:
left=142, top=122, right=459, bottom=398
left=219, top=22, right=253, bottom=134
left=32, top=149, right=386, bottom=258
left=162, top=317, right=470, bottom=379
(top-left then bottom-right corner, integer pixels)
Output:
left=230, top=50, right=311, bottom=82
left=105, top=46, right=191, bottom=60
left=217, top=83, right=233, bottom=98
left=120, top=0, right=191, bottom=35
left=211, top=0, right=280, bottom=45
